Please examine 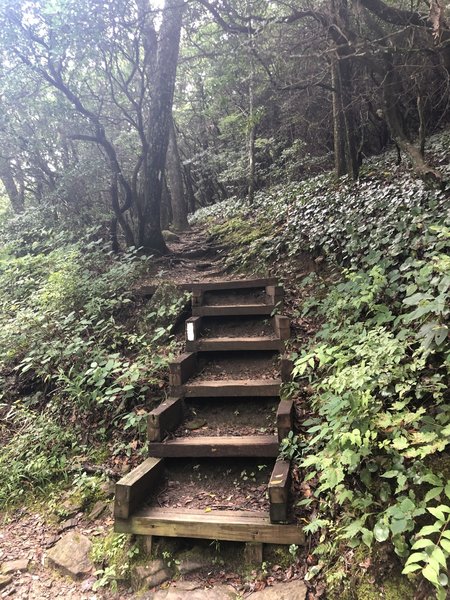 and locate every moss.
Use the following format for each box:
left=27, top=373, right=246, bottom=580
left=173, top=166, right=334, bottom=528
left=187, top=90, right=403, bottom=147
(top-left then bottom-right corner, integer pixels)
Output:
left=263, top=545, right=295, bottom=569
